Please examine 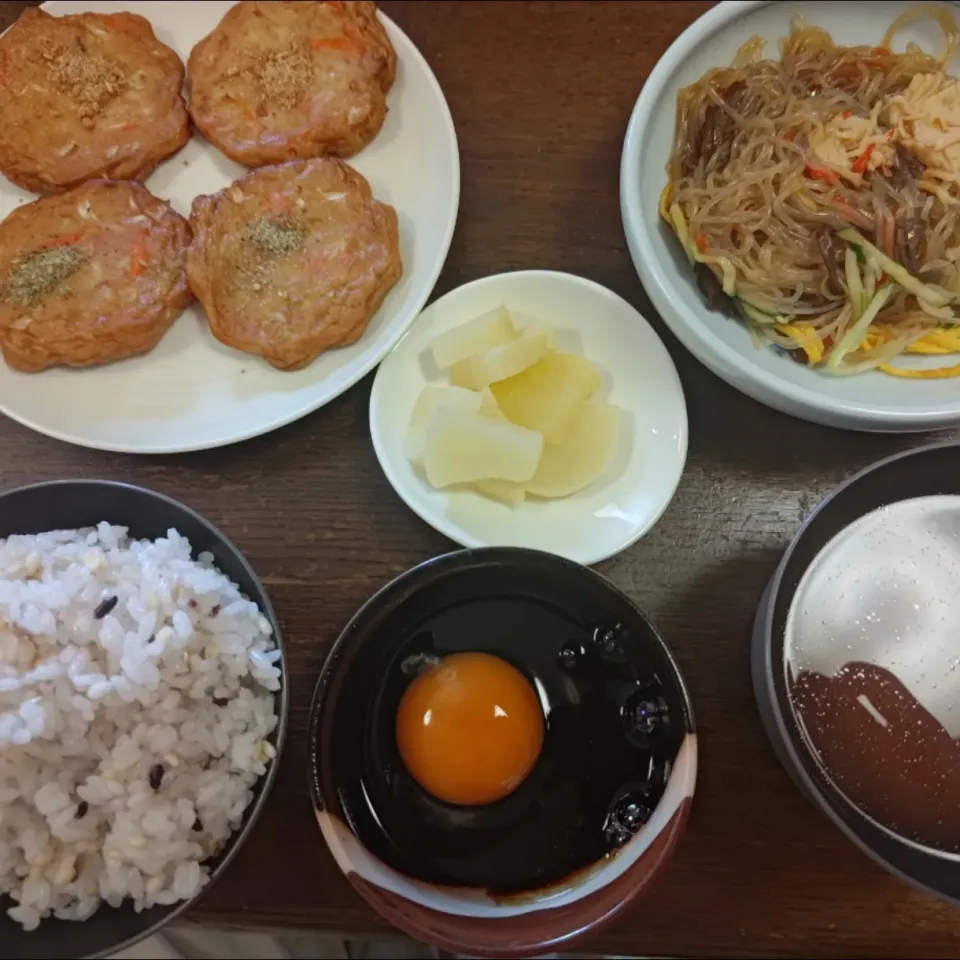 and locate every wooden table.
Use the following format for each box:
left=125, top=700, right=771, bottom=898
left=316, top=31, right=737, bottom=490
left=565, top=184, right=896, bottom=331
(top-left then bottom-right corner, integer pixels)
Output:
left=3, top=1, right=960, bottom=957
